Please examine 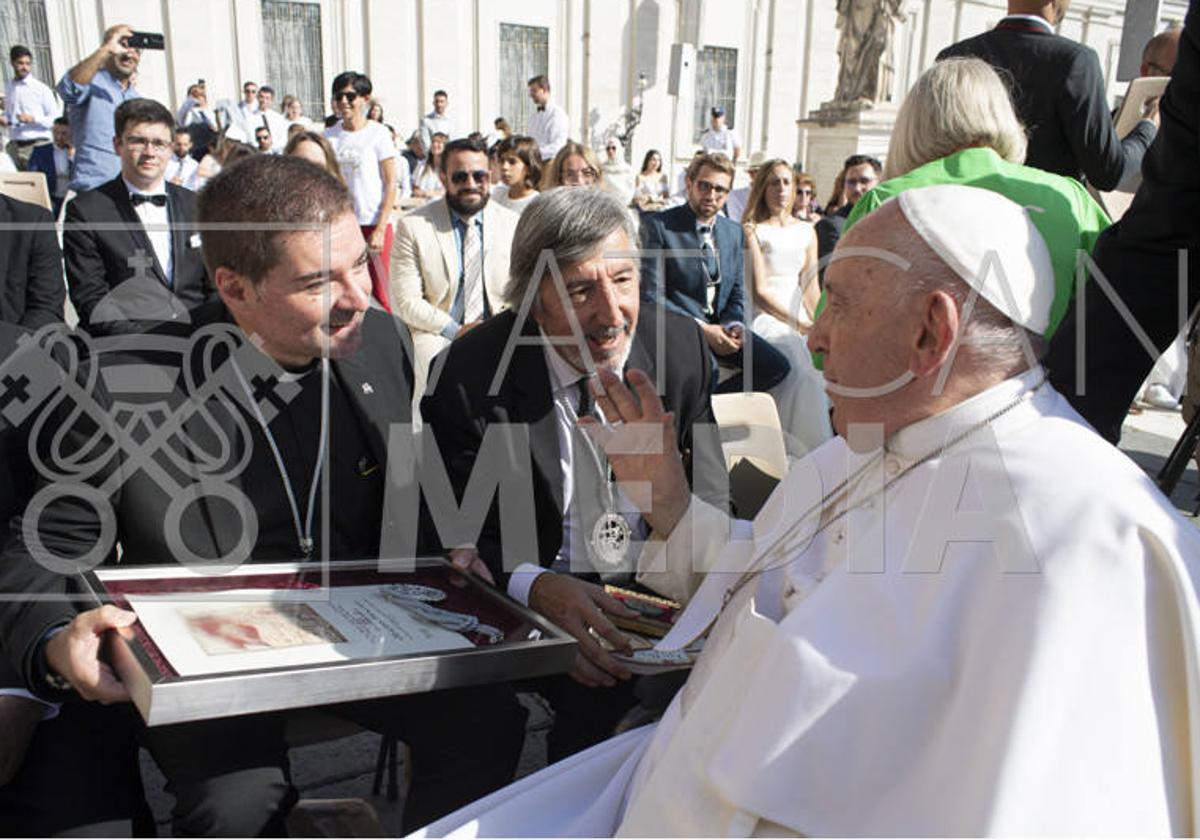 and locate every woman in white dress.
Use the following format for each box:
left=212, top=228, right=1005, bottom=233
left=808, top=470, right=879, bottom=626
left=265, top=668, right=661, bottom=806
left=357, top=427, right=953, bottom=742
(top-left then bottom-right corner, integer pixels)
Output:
left=633, top=149, right=670, bottom=212
left=743, top=159, right=832, bottom=456
left=412, top=132, right=447, bottom=199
